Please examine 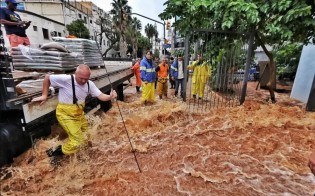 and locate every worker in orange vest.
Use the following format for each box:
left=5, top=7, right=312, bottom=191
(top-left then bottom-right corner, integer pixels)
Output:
left=66, top=35, right=77, bottom=38
left=131, top=58, right=141, bottom=92
left=155, top=56, right=169, bottom=99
